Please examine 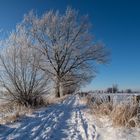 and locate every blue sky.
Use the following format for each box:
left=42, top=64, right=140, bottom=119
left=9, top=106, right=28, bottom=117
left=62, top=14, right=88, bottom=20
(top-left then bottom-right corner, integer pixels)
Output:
left=0, top=0, right=140, bottom=90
